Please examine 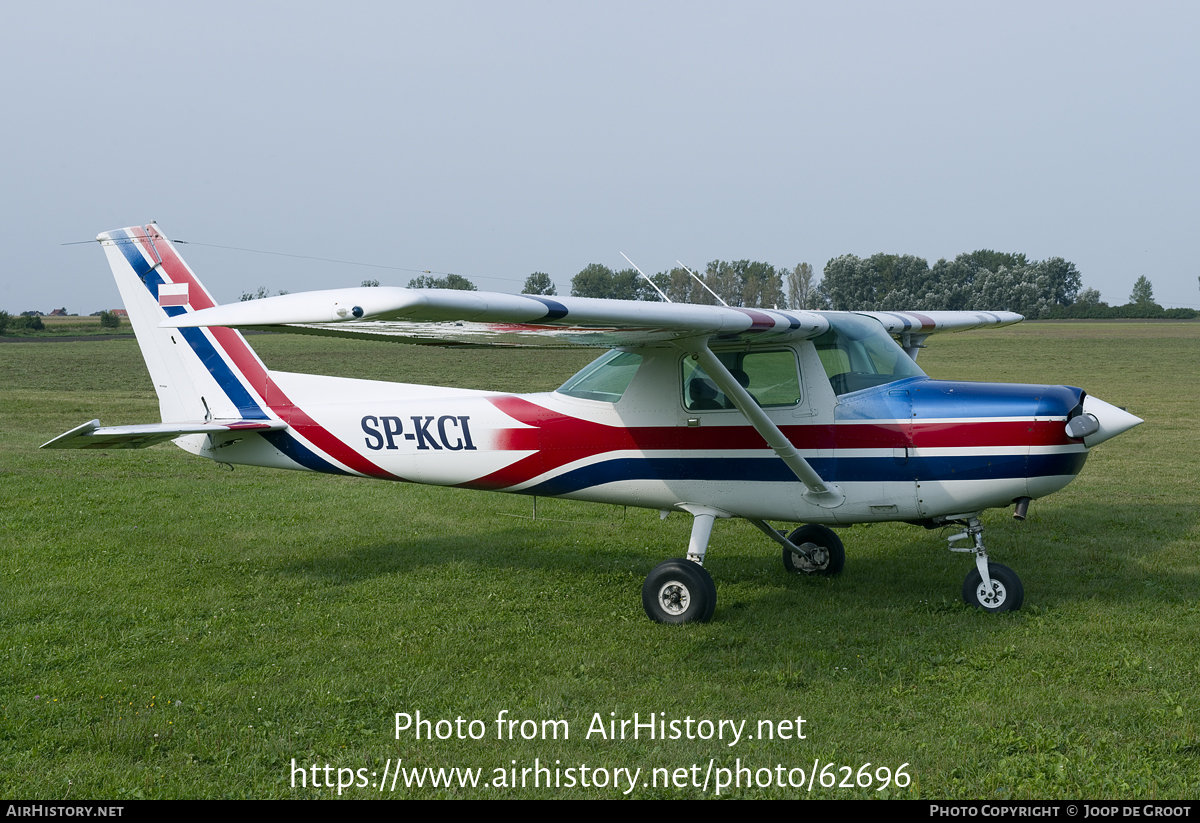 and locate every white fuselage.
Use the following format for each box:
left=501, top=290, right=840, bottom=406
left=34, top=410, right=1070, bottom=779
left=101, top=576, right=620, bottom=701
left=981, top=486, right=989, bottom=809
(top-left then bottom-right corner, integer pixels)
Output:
left=191, top=342, right=1088, bottom=526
